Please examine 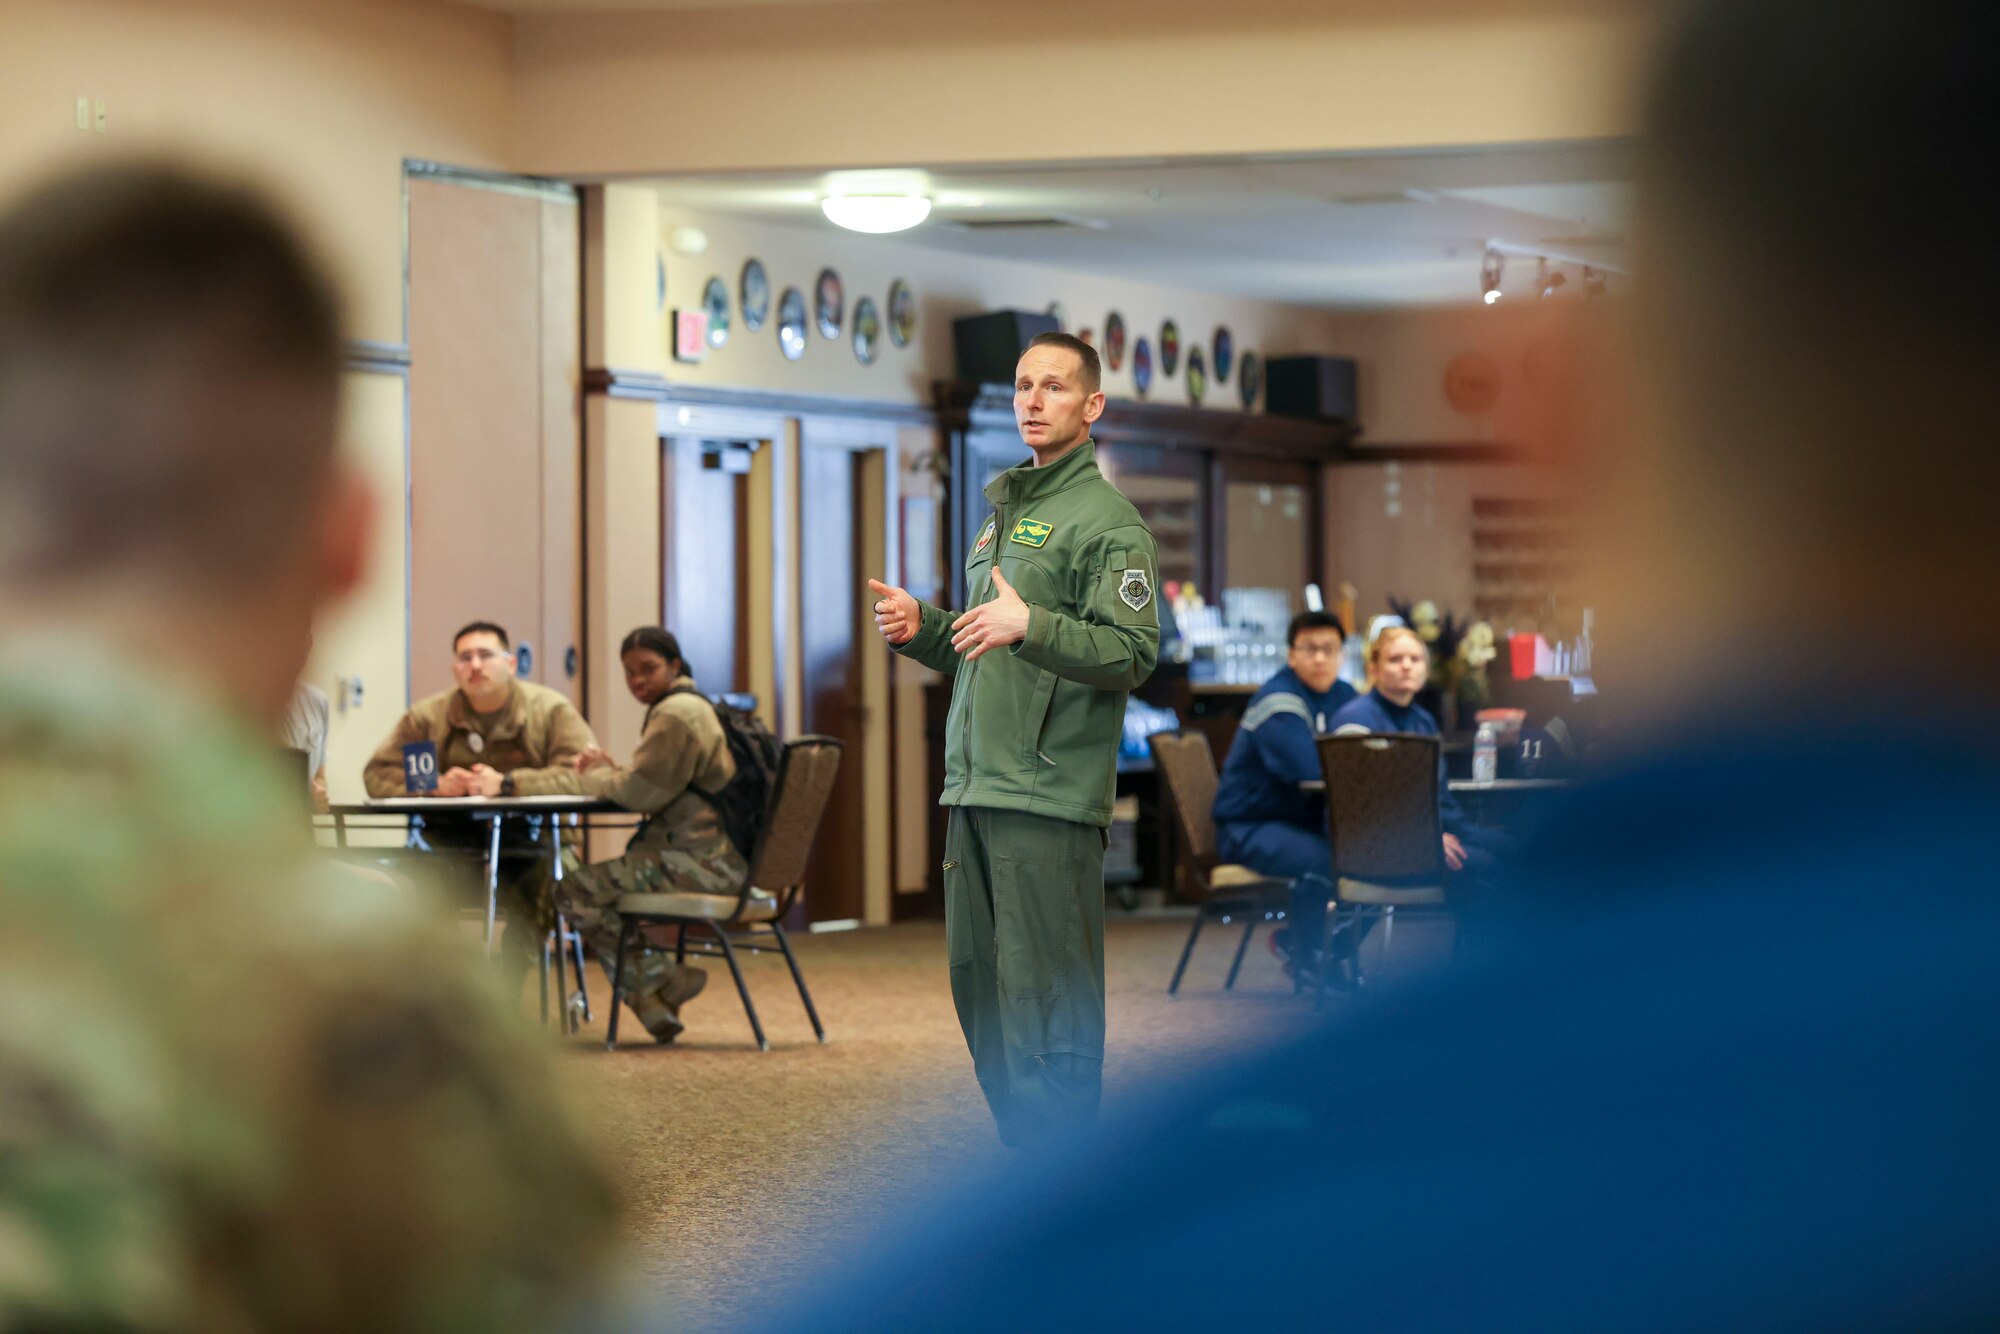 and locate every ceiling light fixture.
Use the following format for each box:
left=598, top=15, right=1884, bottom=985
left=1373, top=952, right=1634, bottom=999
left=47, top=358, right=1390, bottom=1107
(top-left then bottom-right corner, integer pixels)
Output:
left=821, top=194, right=932, bottom=234
left=1539, top=258, right=1567, bottom=299
left=1481, top=248, right=1505, bottom=304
